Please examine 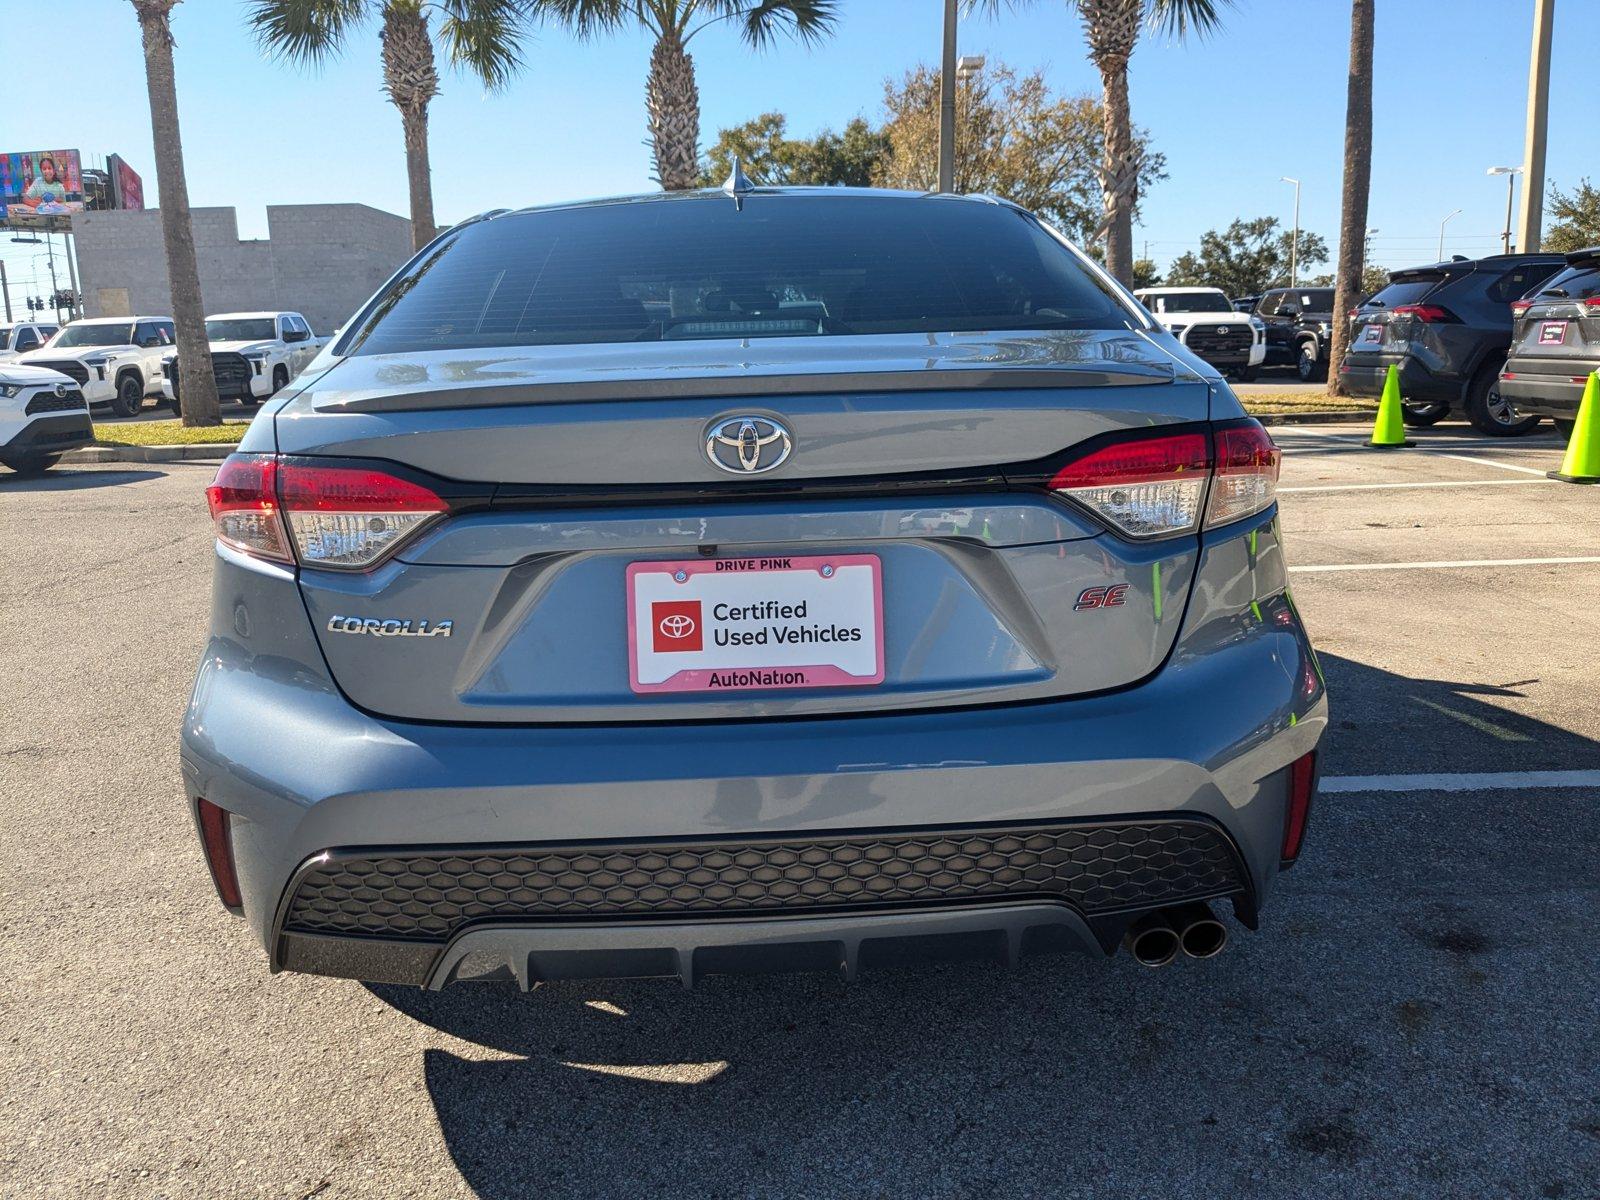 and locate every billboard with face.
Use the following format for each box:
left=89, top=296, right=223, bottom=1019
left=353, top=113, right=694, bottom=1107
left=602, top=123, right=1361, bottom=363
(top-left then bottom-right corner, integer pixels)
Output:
left=1, top=150, right=86, bottom=228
